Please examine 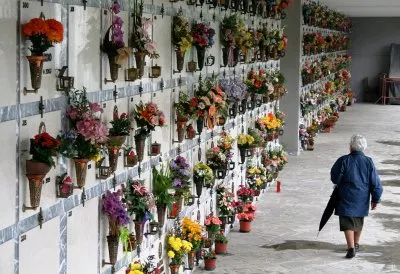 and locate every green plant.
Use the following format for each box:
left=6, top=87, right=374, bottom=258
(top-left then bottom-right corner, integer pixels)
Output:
left=109, top=112, right=132, bottom=136
left=203, top=249, right=217, bottom=260
left=215, top=233, right=228, bottom=244
left=174, top=92, right=191, bottom=120
left=152, top=167, right=173, bottom=207
left=248, top=128, right=265, bottom=147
